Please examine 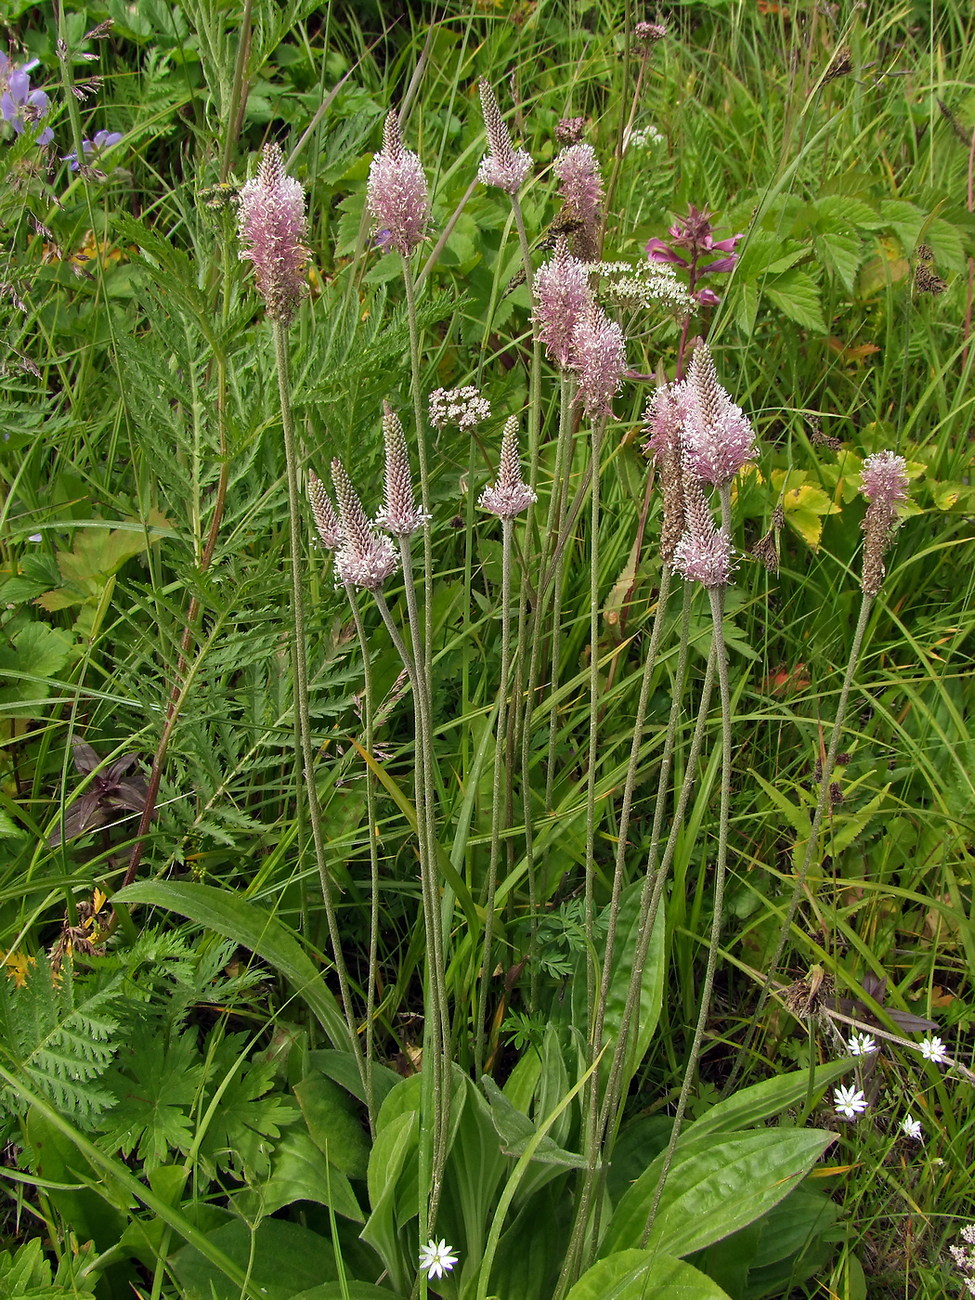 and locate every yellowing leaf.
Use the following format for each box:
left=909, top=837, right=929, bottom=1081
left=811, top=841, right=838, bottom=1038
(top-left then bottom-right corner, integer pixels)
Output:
left=780, top=483, right=840, bottom=549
